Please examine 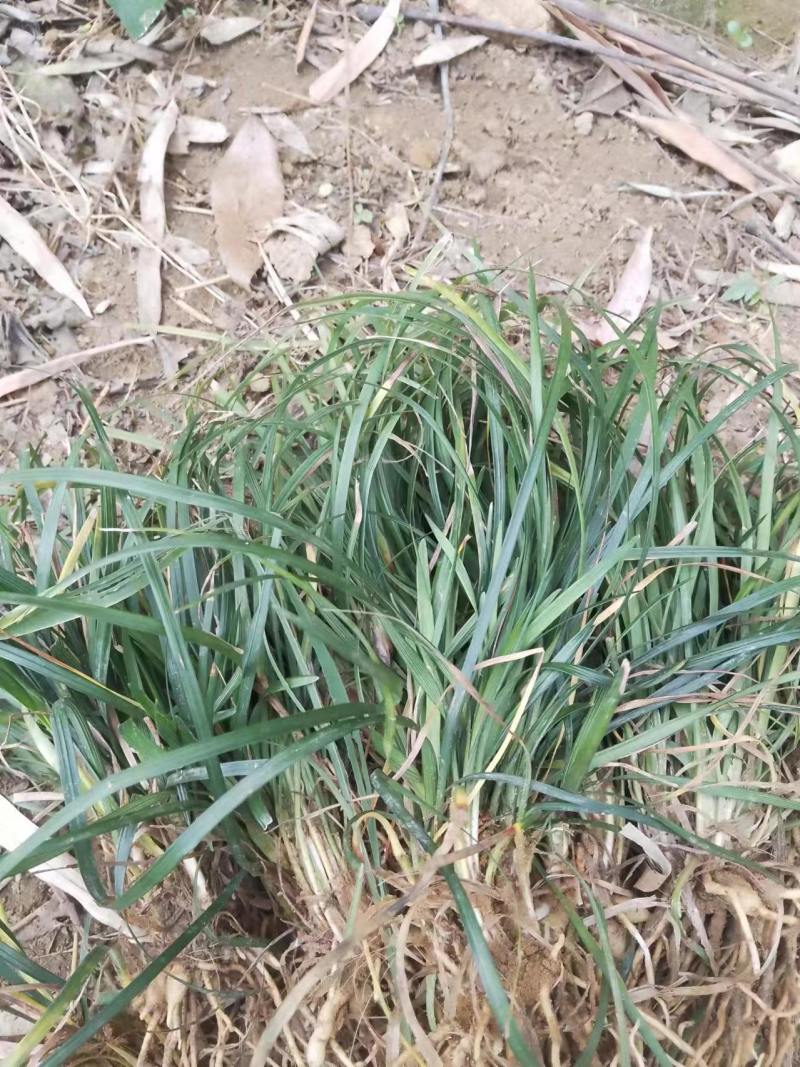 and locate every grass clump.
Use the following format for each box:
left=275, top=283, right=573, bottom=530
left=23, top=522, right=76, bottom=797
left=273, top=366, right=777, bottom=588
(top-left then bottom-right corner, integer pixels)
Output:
left=1, top=277, right=800, bottom=1065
